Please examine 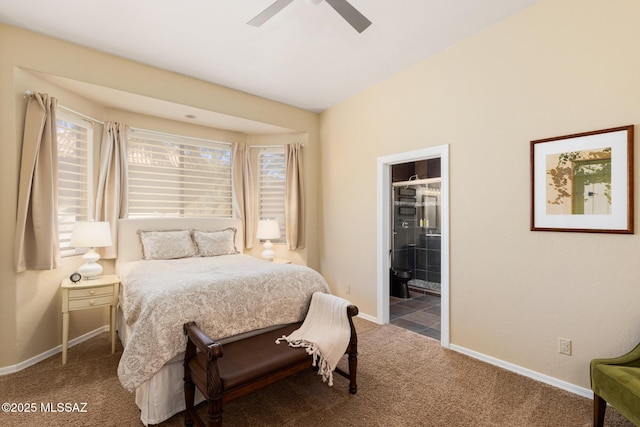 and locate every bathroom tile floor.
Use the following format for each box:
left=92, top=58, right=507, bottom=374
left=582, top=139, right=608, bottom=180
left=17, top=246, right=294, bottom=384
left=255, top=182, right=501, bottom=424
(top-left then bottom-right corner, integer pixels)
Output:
left=390, top=290, right=441, bottom=341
